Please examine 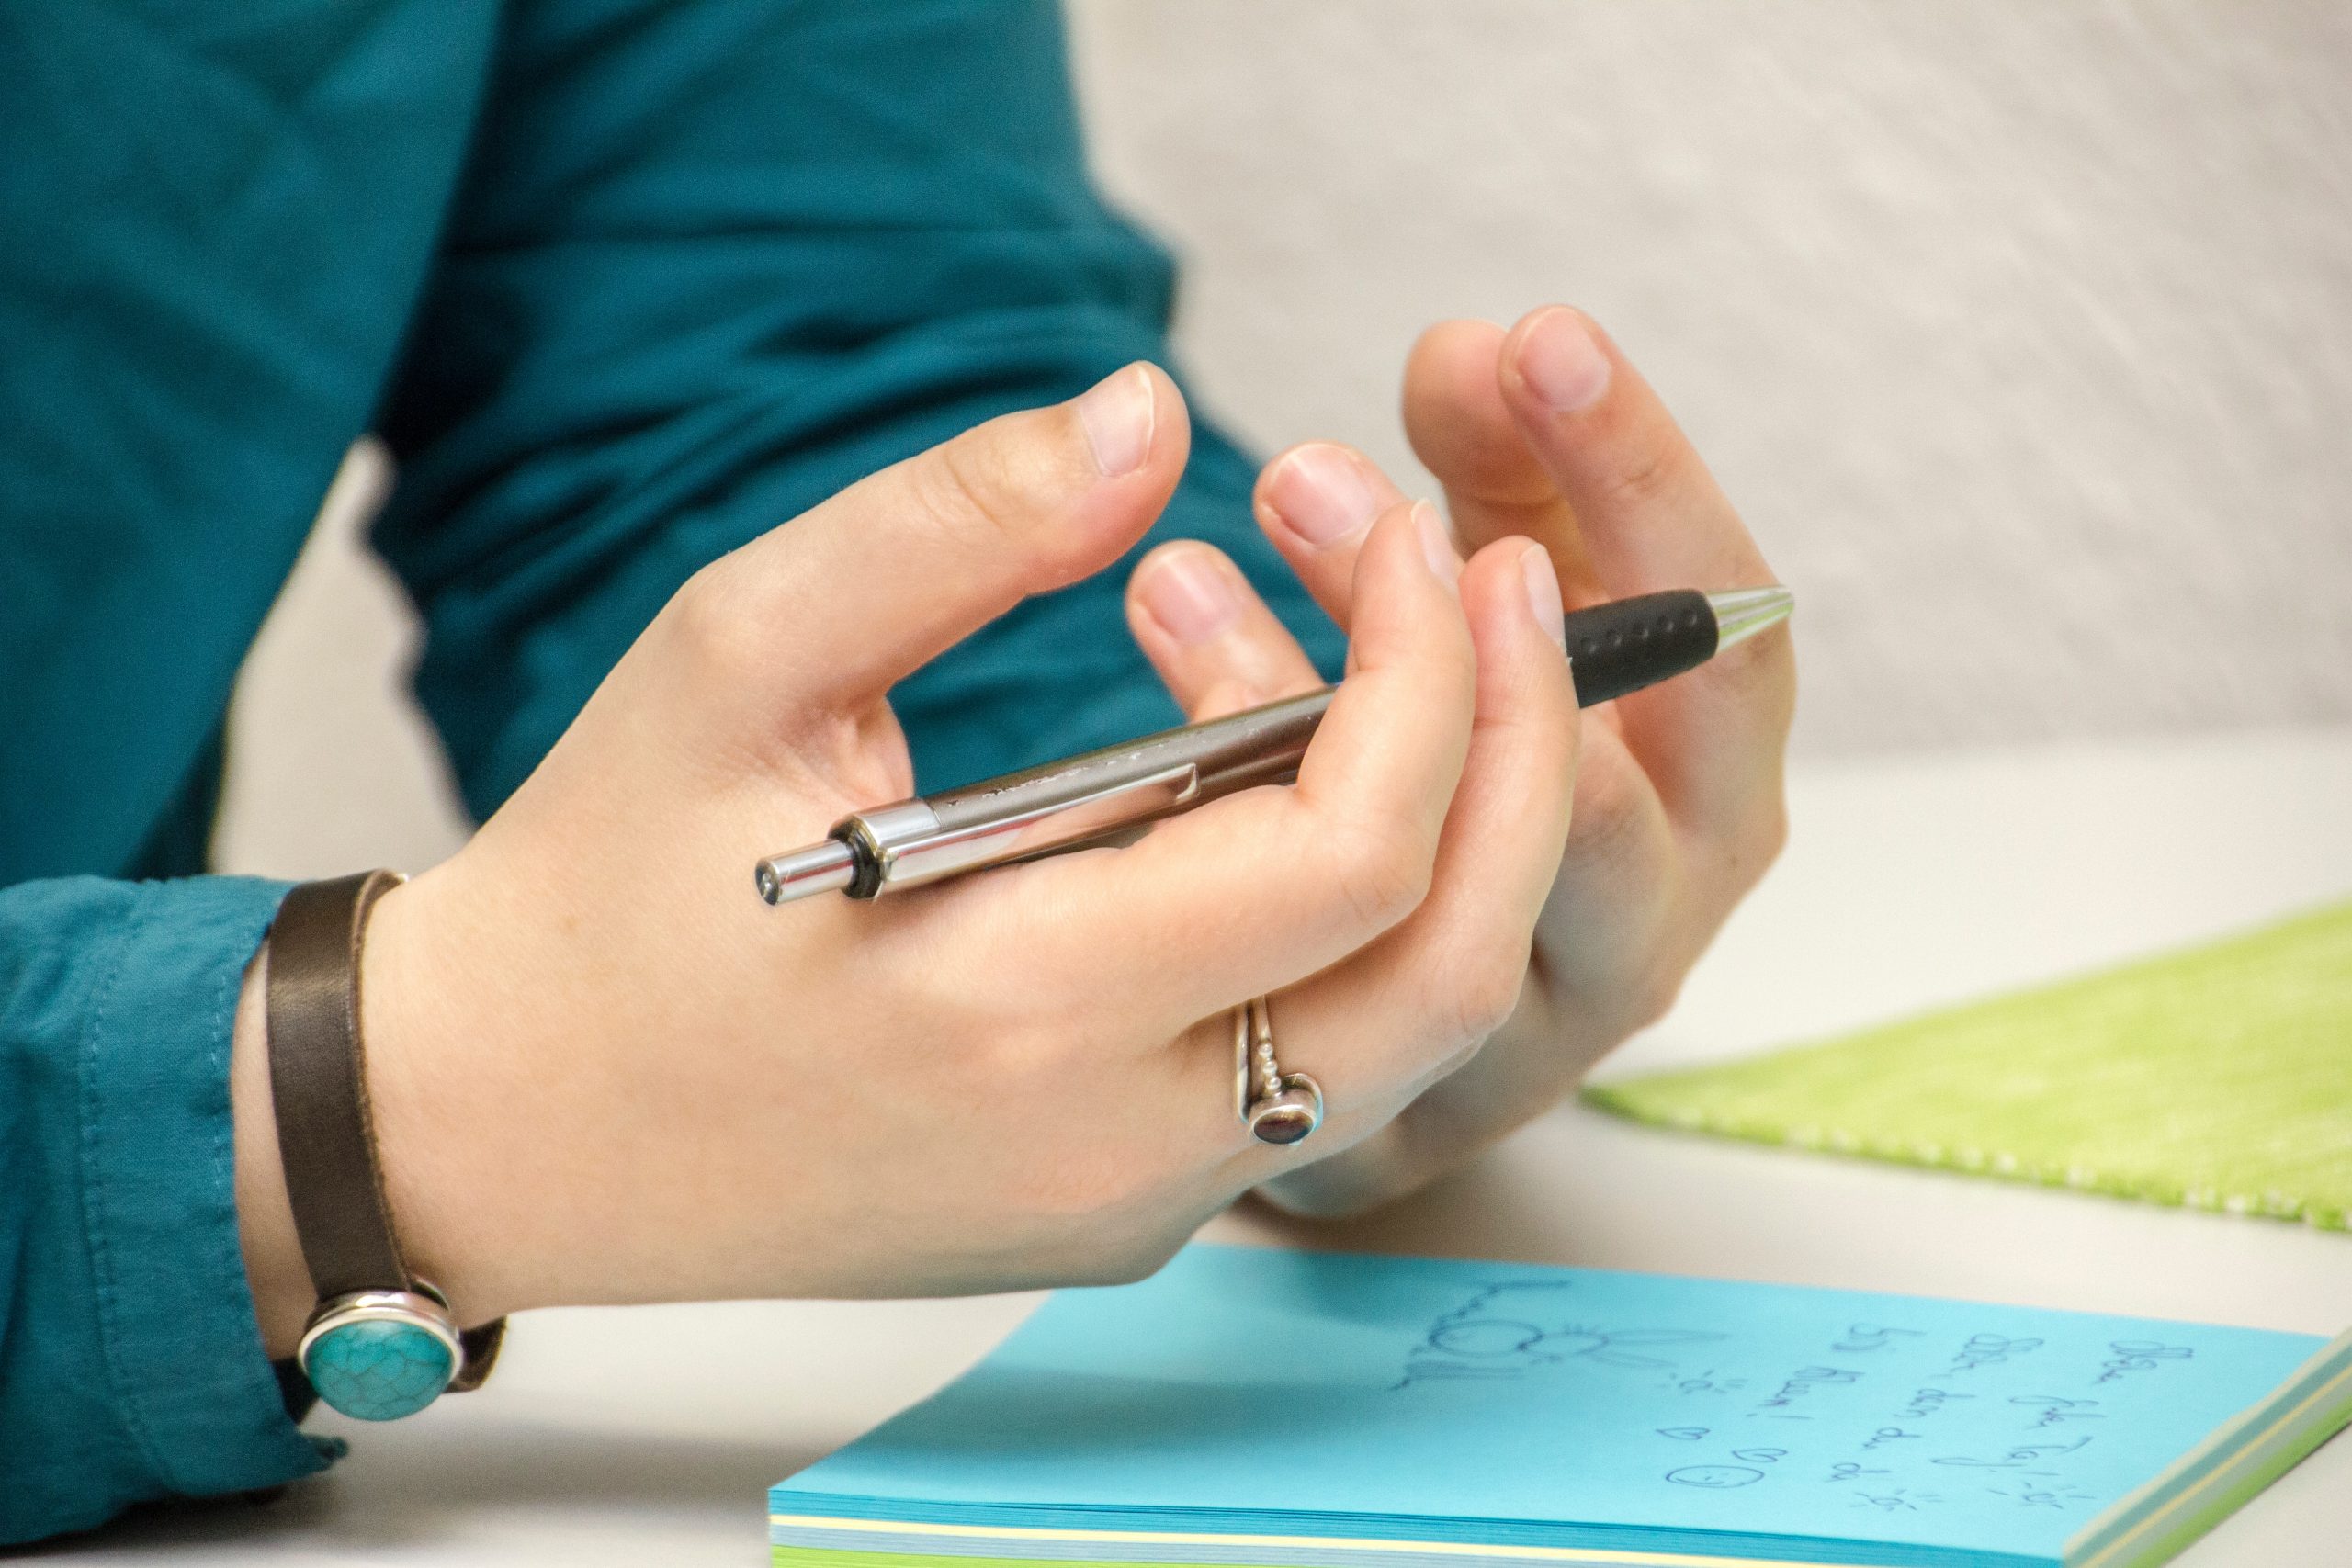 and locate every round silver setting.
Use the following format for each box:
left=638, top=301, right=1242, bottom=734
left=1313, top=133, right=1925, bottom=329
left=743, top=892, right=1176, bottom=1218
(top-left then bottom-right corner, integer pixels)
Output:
left=296, top=1287, right=463, bottom=1372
